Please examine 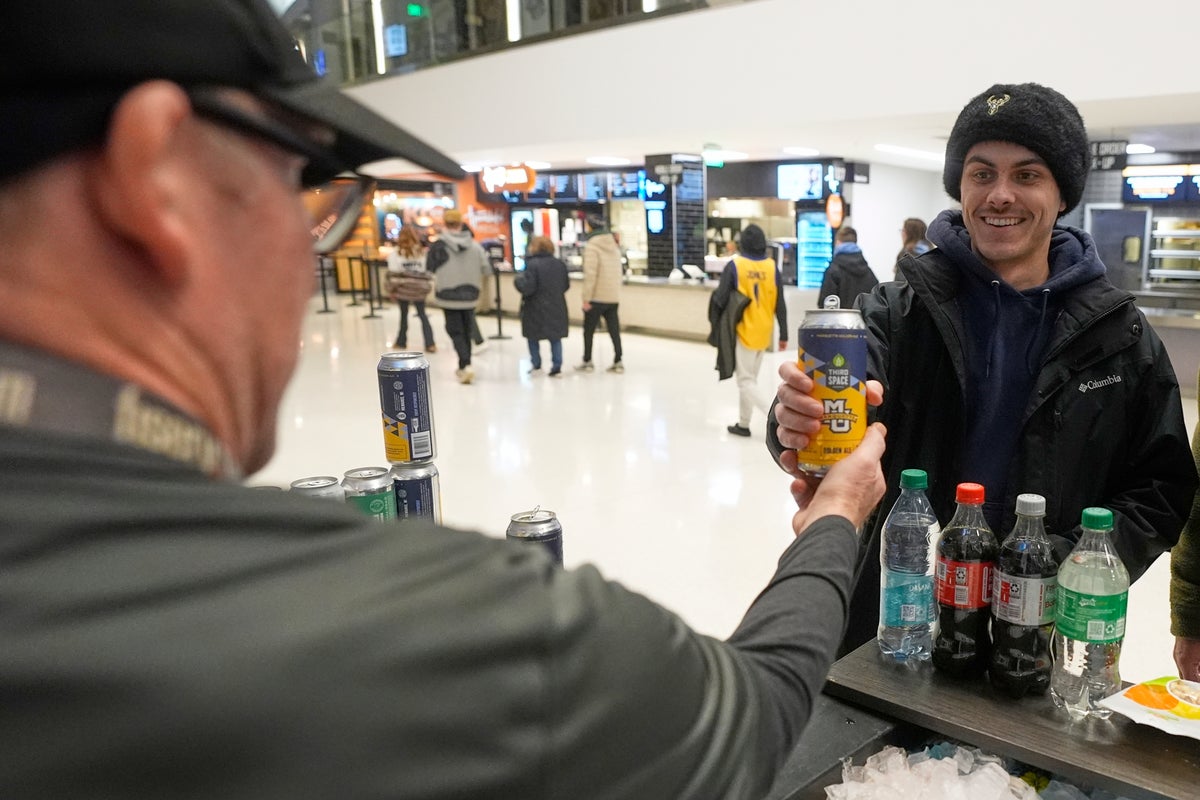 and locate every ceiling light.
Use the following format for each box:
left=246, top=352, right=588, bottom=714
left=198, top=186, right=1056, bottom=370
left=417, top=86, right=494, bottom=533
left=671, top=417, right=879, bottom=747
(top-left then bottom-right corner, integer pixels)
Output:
left=702, top=149, right=748, bottom=162
left=874, top=143, right=944, bottom=162
left=524, top=160, right=552, bottom=170
left=783, top=146, right=820, bottom=157
left=1126, top=143, right=1156, bottom=155
left=587, top=156, right=631, bottom=167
